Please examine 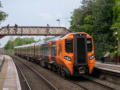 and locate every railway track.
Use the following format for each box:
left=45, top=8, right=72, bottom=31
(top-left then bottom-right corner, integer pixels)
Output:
left=16, top=63, right=32, bottom=90
left=70, top=74, right=119, bottom=90
left=70, top=76, right=117, bottom=90
left=14, top=58, right=58, bottom=90
left=70, top=81, right=88, bottom=90
left=83, top=75, right=119, bottom=90
left=12, top=55, right=89, bottom=90
left=12, top=55, right=119, bottom=90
